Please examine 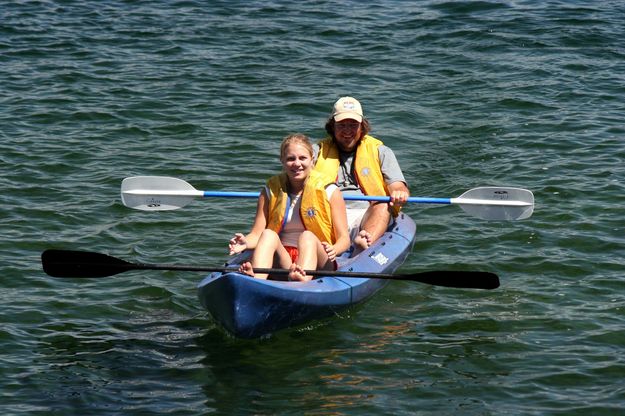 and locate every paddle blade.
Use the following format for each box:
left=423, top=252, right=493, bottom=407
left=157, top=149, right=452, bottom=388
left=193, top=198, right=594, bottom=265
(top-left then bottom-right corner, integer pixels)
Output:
left=401, top=270, right=500, bottom=289
left=42, top=249, right=135, bottom=278
left=454, top=187, right=534, bottom=220
left=121, top=176, right=200, bottom=211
